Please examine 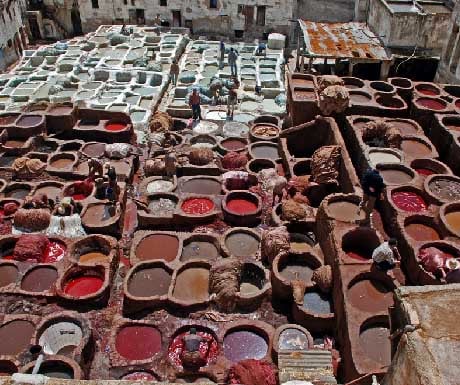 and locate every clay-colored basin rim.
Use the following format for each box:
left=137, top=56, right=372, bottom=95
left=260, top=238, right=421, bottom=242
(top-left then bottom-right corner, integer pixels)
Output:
left=222, top=191, right=261, bottom=216
left=58, top=265, right=107, bottom=300
left=389, top=77, right=412, bottom=89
